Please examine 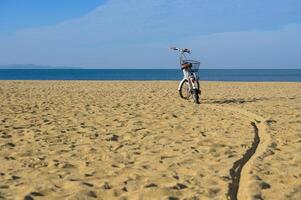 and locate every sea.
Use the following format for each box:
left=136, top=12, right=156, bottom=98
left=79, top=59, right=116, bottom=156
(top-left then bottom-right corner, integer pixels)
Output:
left=0, top=69, right=301, bottom=82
